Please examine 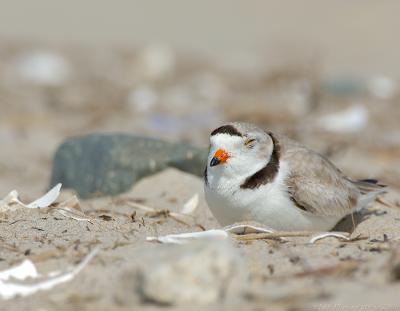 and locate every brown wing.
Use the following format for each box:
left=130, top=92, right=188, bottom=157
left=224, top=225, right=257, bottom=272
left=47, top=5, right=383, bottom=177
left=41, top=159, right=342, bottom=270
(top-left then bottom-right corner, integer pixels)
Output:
left=283, top=145, right=360, bottom=217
